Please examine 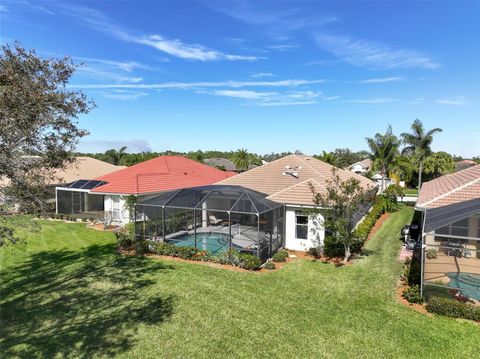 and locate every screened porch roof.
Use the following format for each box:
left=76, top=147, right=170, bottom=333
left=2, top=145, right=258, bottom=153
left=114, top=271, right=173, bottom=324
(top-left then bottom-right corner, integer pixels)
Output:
left=422, top=198, right=480, bottom=233
left=137, top=185, right=284, bottom=215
